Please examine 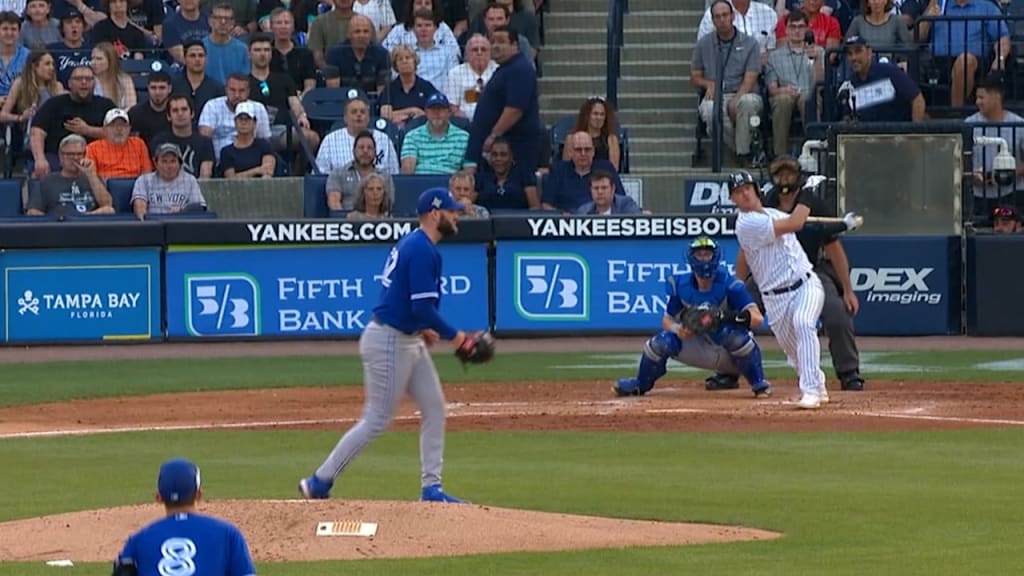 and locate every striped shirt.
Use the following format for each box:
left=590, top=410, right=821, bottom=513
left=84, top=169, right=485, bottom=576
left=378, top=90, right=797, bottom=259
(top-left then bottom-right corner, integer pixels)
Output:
left=412, top=43, right=460, bottom=93
left=131, top=170, right=207, bottom=214
left=443, top=60, right=497, bottom=121
left=315, top=127, right=399, bottom=174
left=400, top=122, right=470, bottom=174
left=85, top=137, right=154, bottom=179
left=735, top=208, right=814, bottom=293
